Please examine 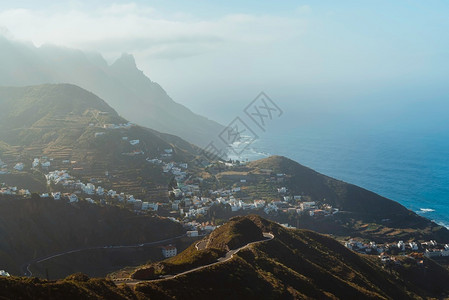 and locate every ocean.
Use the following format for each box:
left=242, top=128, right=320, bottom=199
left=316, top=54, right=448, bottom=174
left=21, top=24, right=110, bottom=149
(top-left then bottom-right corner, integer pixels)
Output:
left=228, top=121, right=449, bottom=229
